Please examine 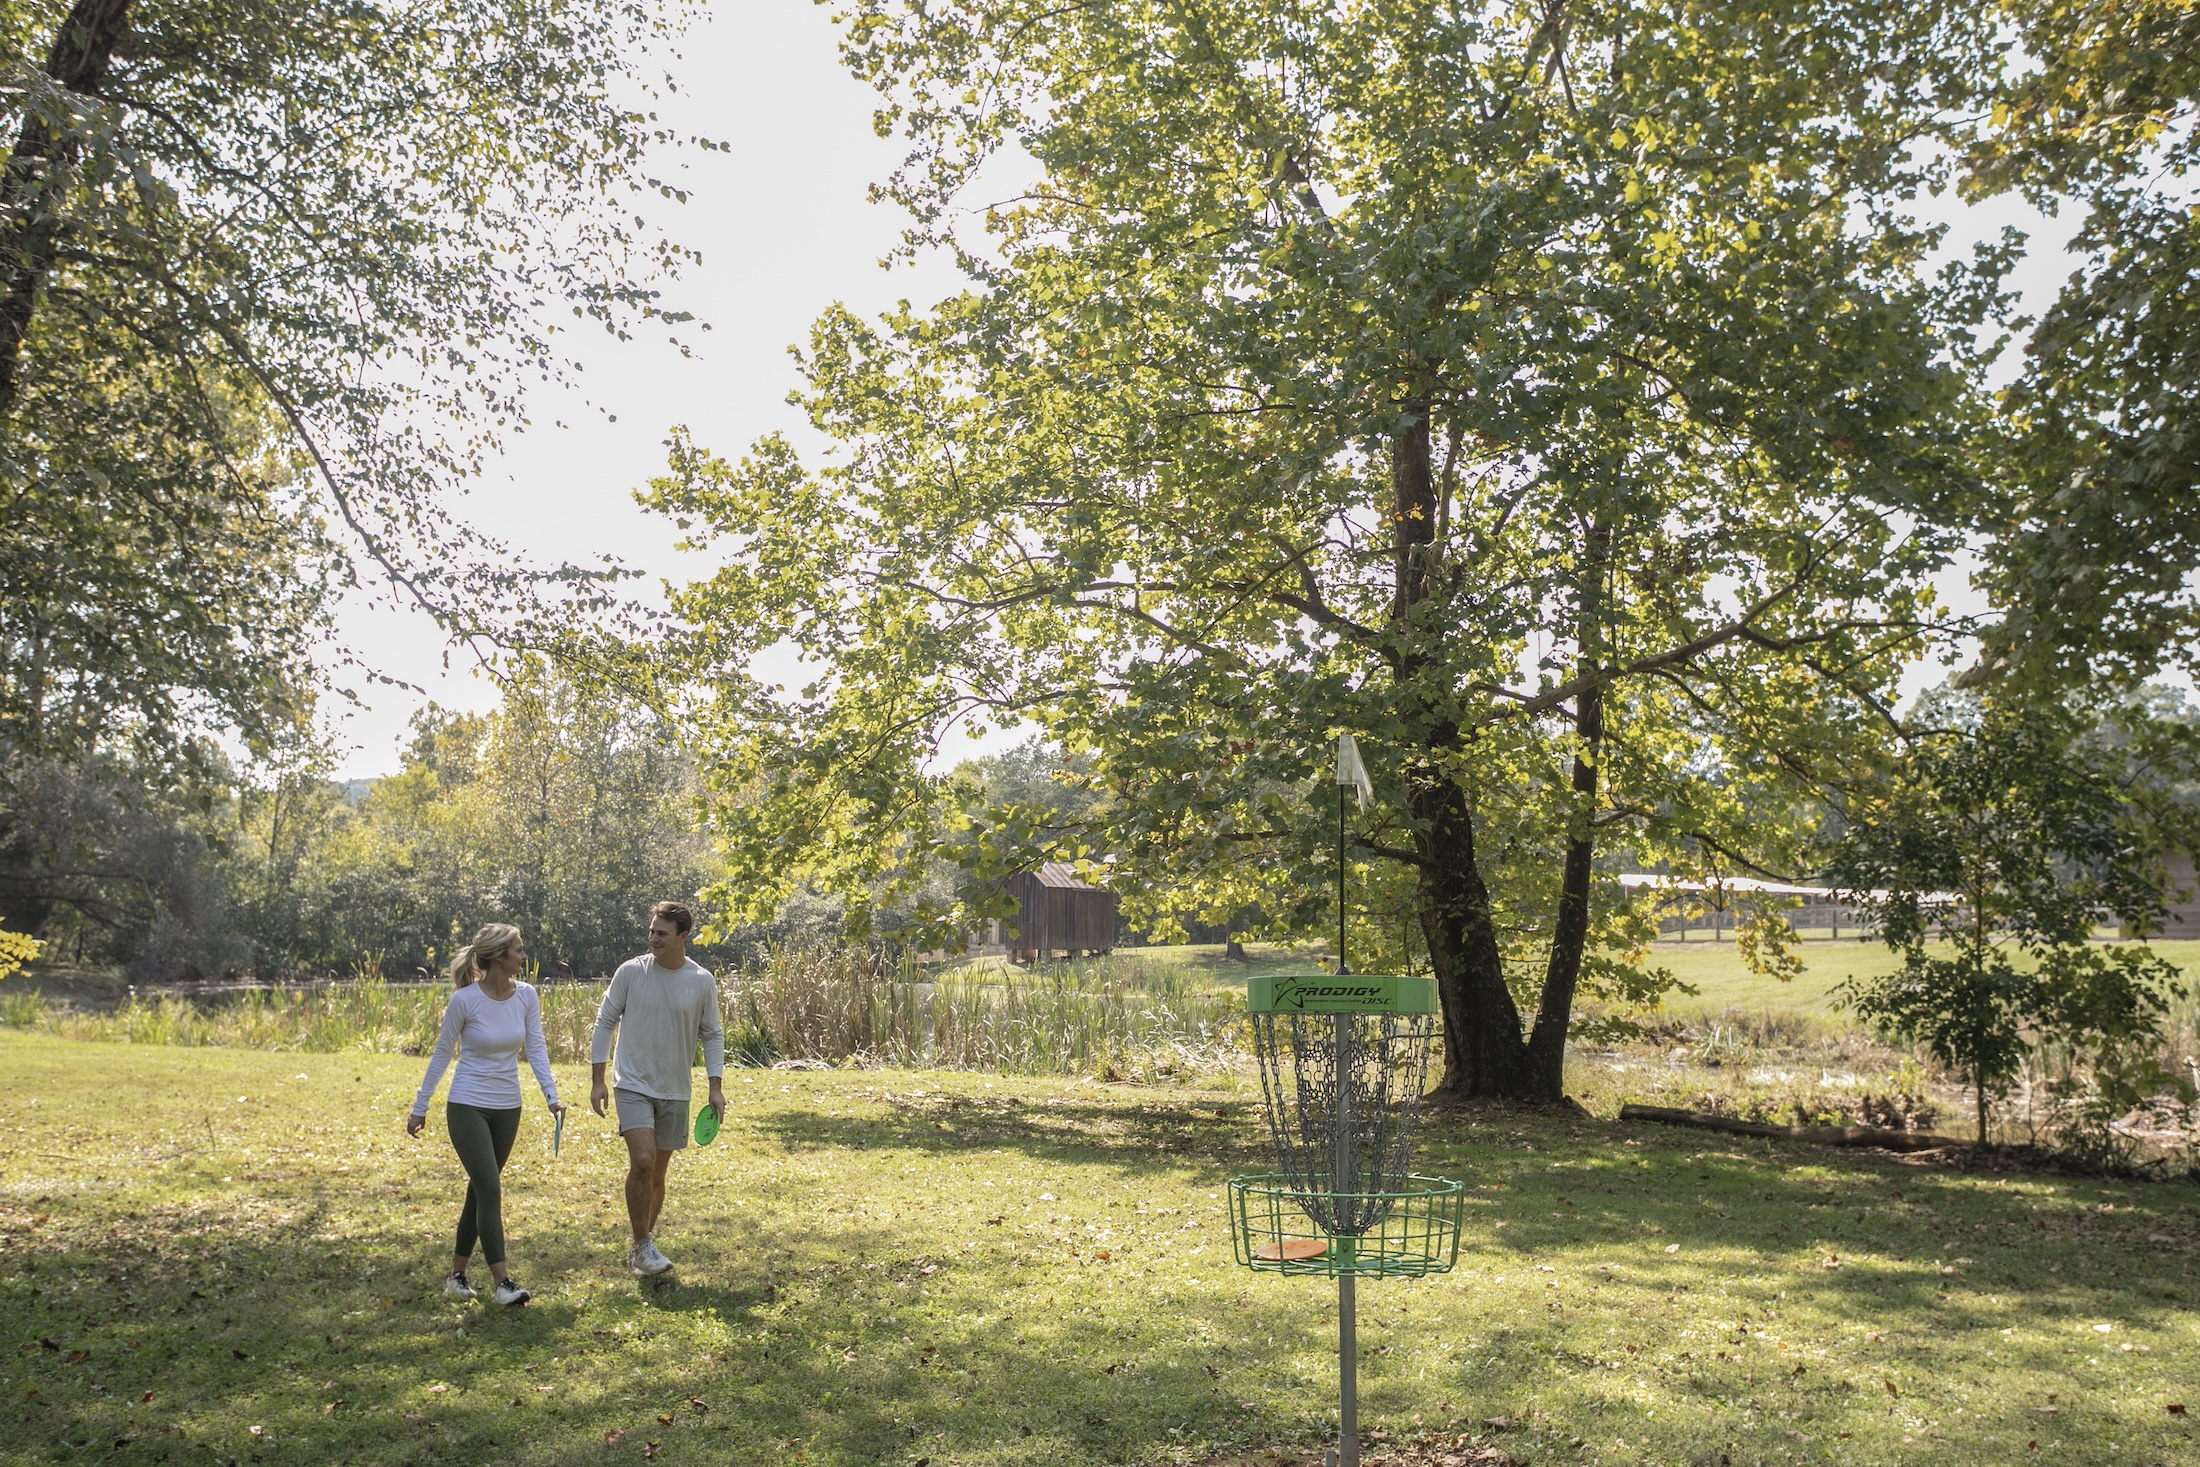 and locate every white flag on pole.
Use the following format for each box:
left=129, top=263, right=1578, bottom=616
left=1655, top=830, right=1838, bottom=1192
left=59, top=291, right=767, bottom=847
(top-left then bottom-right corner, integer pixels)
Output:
left=1336, top=733, right=1373, bottom=811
